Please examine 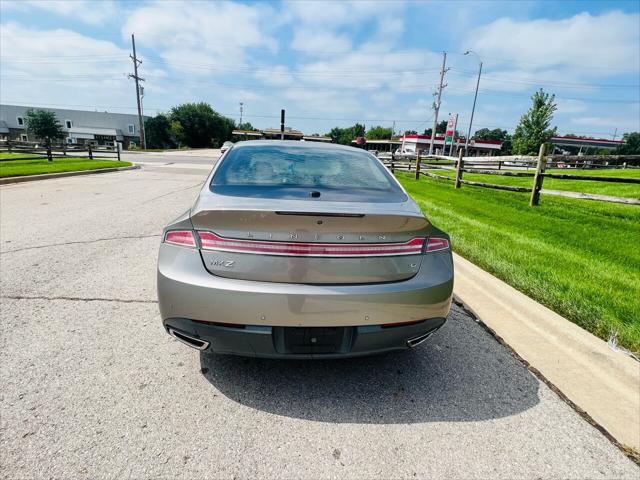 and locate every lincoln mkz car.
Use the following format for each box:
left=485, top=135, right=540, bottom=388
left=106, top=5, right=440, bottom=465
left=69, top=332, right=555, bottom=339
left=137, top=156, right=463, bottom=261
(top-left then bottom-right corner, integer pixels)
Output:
left=157, top=141, right=454, bottom=358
